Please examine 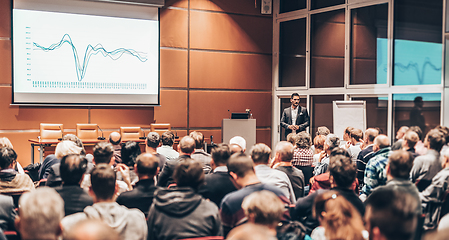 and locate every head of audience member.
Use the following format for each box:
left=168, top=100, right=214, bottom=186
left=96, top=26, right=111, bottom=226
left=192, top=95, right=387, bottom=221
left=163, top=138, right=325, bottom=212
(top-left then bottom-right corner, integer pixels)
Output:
left=93, top=142, right=114, bottom=165
left=173, top=158, right=204, bottom=191
left=229, top=144, right=244, bottom=155
left=424, top=129, right=446, bottom=152
left=274, top=141, right=294, bottom=164
left=365, top=188, right=419, bottom=240
left=396, top=126, right=409, bottom=140
left=15, top=187, right=64, bottom=240
left=313, top=191, right=365, bottom=240
left=189, top=131, right=205, bottom=150
left=316, top=126, right=330, bottom=136
left=409, top=126, right=423, bottom=142
left=440, top=148, right=449, bottom=169
left=373, top=135, right=390, bottom=152
left=230, top=136, right=247, bottom=153
left=402, top=131, right=419, bottom=151
left=108, top=132, right=121, bottom=146
left=177, top=136, right=195, bottom=155
left=324, top=134, right=340, bottom=154
left=60, top=154, right=87, bottom=186
left=55, top=141, right=82, bottom=159
left=295, top=132, right=312, bottom=149
left=161, top=131, right=175, bottom=147
left=227, top=223, right=275, bottom=240
left=135, top=153, right=159, bottom=180
left=290, top=93, right=300, bottom=108
left=343, top=127, right=354, bottom=142
left=62, top=134, right=86, bottom=155
left=146, top=132, right=161, bottom=150
left=0, top=137, right=13, bottom=149
left=286, top=133, right=296, bottom=145
left=242, top=191, right=285, bottom=231
left=328, top=151, right=356, bottom=189
left=227, top=153, right=257, bottom=188
left=250, top=143, right=271, bottom=165
left=350, top=128, right=363, bottom=145
left=63, top=219, right=120, bottom=240
left=436, top=125, right=449, bottom=146
left=0, top=147, right=17, bottom=170
left=386, top=150, right=413, bottom=181
left=120, top=141, right=141, bottom=167
left=314, top=135, right=326, bottom=154
left=365, top=128, right=379, bottom=146
left=89, top=164, right=117, bottom=202
left=210, top=144, right=231, bottom=169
